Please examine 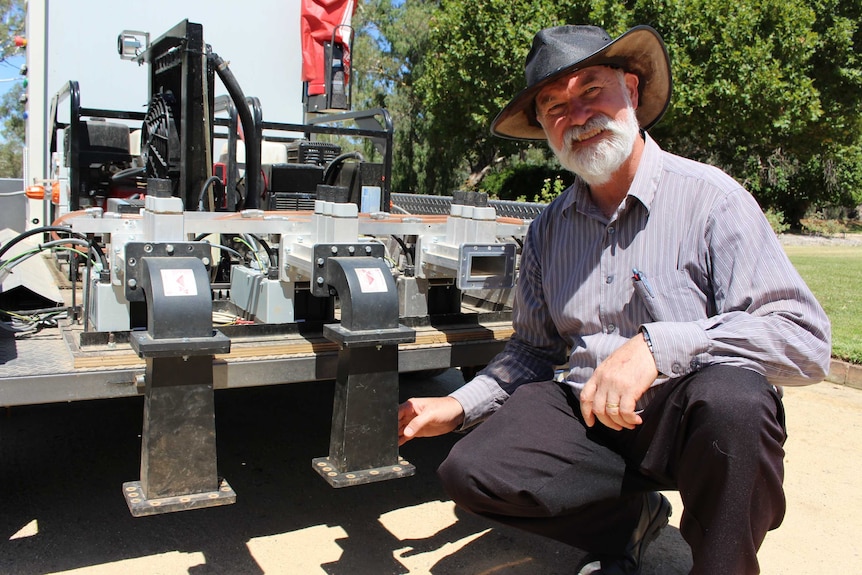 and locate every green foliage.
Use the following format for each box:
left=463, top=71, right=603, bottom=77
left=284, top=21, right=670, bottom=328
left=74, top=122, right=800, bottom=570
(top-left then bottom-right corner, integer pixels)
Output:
left=0, top=84, right=24, bottom=177
left=354, top=0, right=862, bottom=222
left=763, top=208, right=790, bottom=235
left=410, top=0, right=594, bottom=195
left=799, top=214, right=849, bottom=237
left=352, top=0, right=438, bottom=194
left=785, top=246, right=862, bottom=364
left=480, top=164, right=573, bottom=201
left=0, top=0, right=25, bottom=178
